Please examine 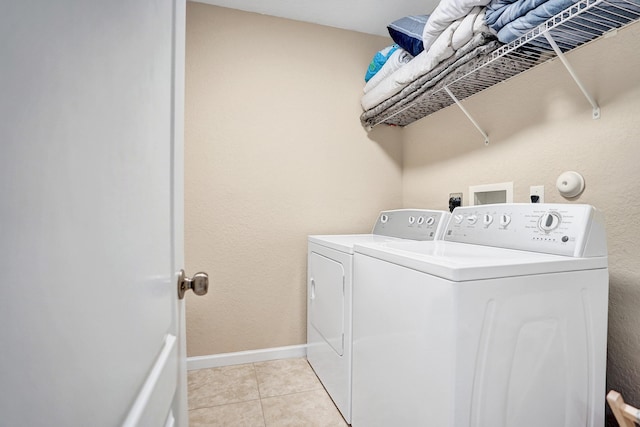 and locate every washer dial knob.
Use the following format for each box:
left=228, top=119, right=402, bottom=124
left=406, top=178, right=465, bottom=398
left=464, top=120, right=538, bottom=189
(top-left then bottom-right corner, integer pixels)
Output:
left=483, top=214, right=493, bottom=226
left=454, top=214, right=464, bottom=224
left=466, top=215, right=478, bottom=225
left=499, top=214, right=511, bottom=228
left=538, top=212, right=562, bottom=232
left=425, top=216, right=436, bottom=226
